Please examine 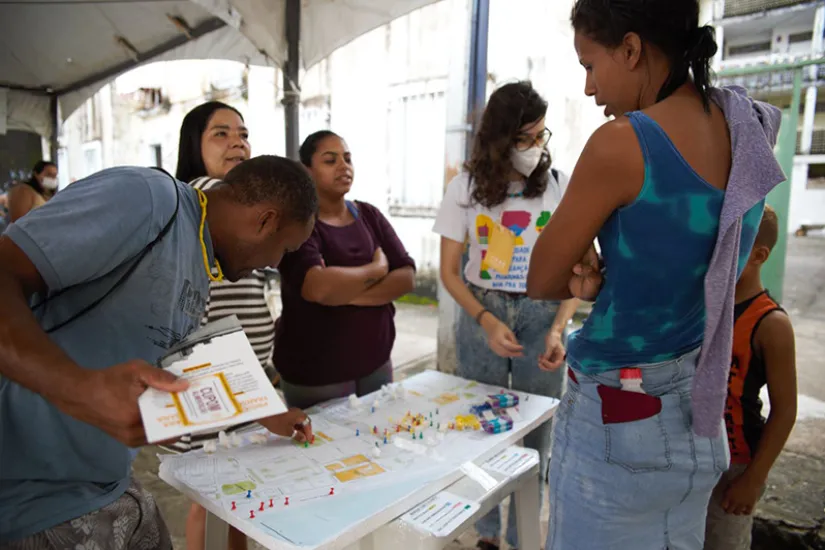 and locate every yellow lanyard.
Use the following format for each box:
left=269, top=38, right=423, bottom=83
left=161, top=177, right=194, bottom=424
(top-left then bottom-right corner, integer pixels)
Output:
left=195, top=188, right=224, bottom=282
